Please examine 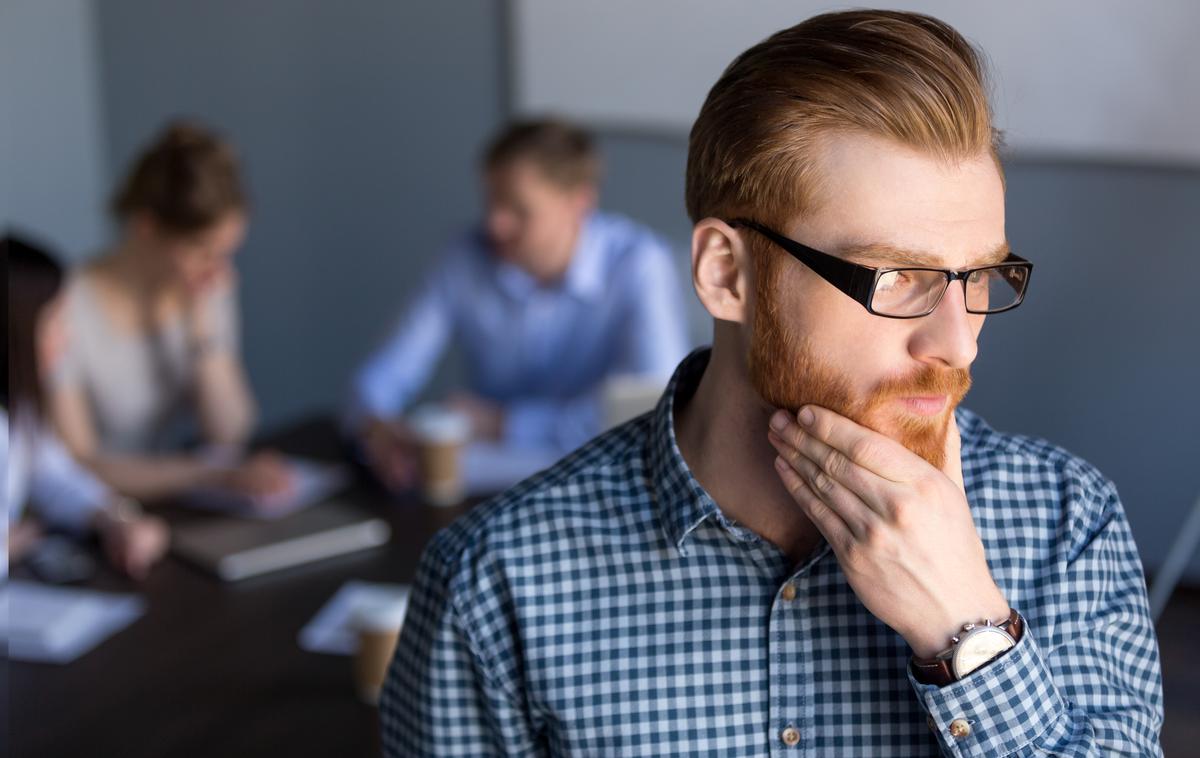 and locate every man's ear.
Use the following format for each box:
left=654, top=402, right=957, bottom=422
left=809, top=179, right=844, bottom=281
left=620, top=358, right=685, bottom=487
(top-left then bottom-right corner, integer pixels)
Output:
left=691, top=218, right=753, bottom=324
